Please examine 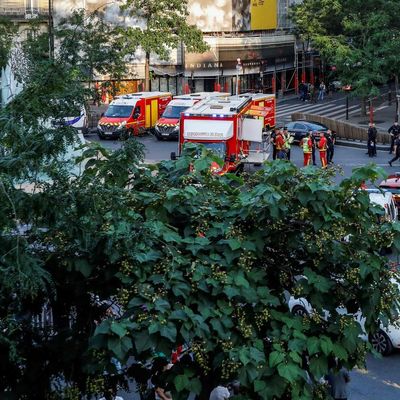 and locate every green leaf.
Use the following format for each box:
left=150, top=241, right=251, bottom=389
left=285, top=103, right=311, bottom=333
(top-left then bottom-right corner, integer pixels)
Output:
left=307, top=337, right=320, bottom=356
left=320, top=336, right=333, bottom=356
left=73, top=258, right=92, bottom=278
left=269, top=351, right=285, bottom=368
left=234, top=274, right=249, bottom=288
left=174, top=374, right=189, bottom=392
left=160, top=322, right=177, bottom=342
left=134, top=331, right=153, bottom=353
left=277, top=362, right=304, bottom=381
left=227, top=238, right=242, bottom=250
left=110, top=322, right=127, bottom=338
